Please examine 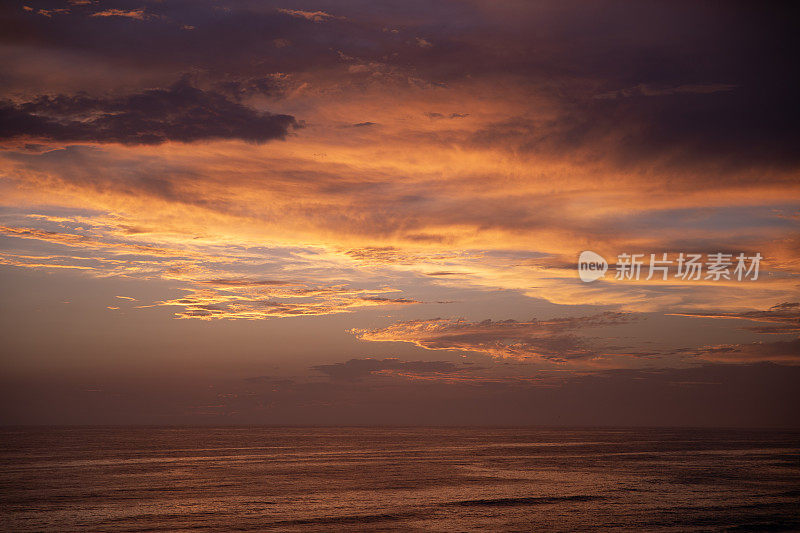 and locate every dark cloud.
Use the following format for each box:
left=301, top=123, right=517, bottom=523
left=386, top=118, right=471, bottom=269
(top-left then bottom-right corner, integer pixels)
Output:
left=0, top=0, right=364, bottom=77
left=2, top=1, right=797, bottom=169
left=0, top=78, right=298, bottom=145
left=212, top=76, right=288, bottom=100
left=4, top=363, right=800, bottom=426
left=312, top=358, right=459, bottom=381
left=468, top=81, right=800, bottom=171
left=426, top=112, right=468, bottom=119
